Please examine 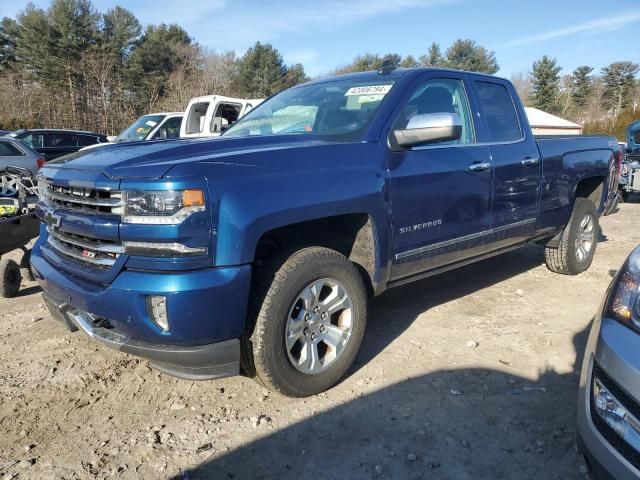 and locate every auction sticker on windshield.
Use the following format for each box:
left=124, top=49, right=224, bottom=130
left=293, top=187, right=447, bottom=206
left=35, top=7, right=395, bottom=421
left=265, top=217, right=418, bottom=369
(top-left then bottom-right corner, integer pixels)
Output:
left=345, top=85, right=393, bottom=96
